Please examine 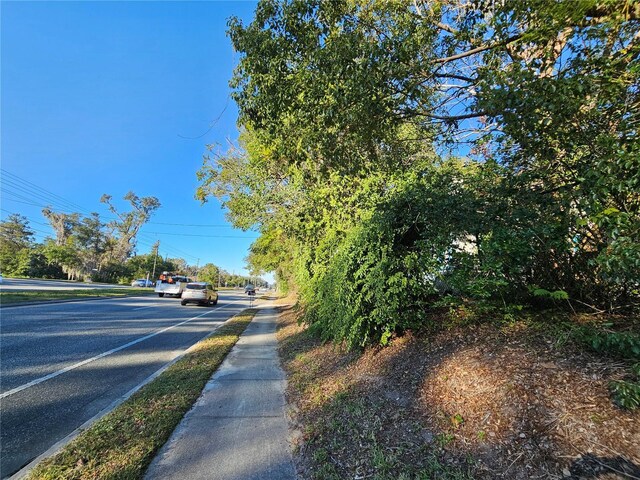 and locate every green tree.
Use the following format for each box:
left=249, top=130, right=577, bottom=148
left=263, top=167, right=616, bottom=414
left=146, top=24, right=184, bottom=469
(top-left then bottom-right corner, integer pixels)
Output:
left=42, top=208, right=79, bottom=246
left=197, top=263, right=220, bottom=285
left=41, top=238, right=82, bottom=280
left=126, top=254, right=158, bottom=281
left=101, top=192, right=160, bottom=263
left=0, top=214, right=35, bottom=276
left=199, top=0, right=639, bottom=347
left=75, top=213, right=107, bottom=275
